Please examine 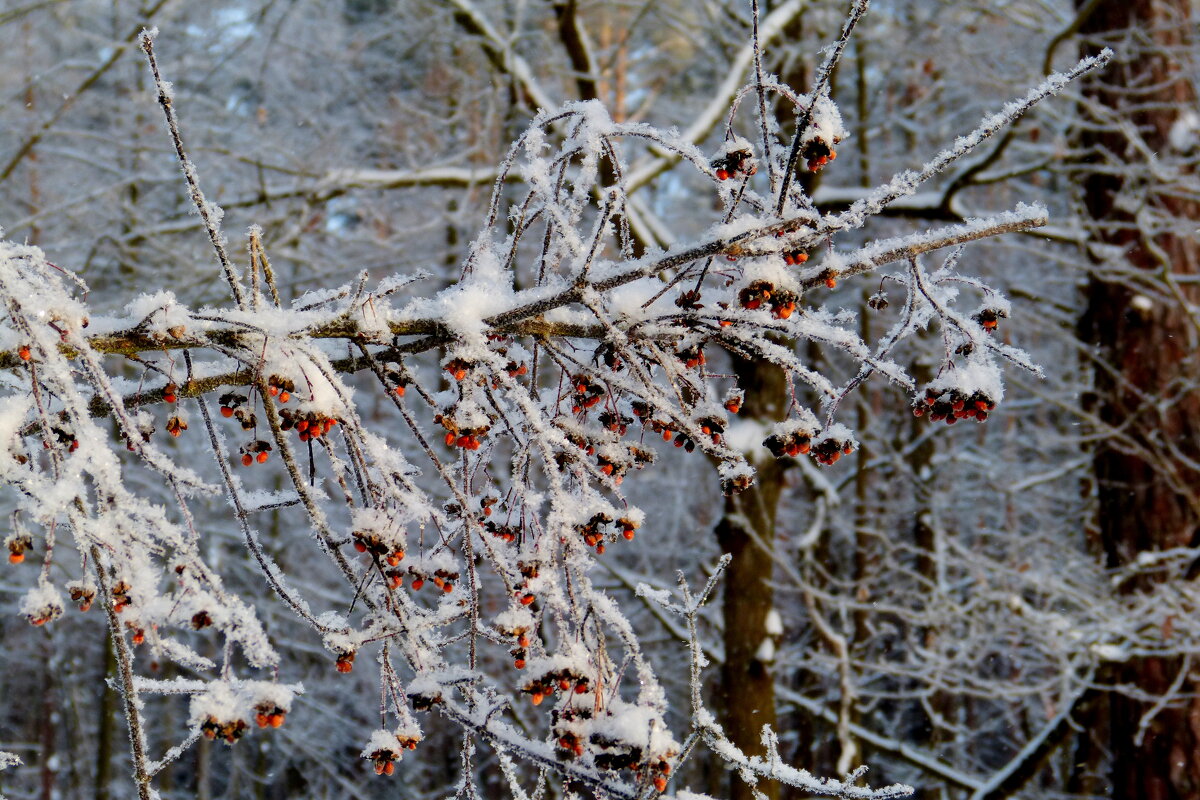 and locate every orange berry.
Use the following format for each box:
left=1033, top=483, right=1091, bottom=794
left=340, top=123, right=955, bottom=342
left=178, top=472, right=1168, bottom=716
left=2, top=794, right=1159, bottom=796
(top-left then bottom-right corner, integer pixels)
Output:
left=520, top=593, right=535, bottom=606
left=8, top=552, right=23, bottom=564
left=256, top=713, right=269, bottom=728
left=241, top=453, right=253, bottom=467
left=411, top=578, right=424, bottom=591
left=374, top=762, right=386, bottom=776
left=514, top=658, right=526, bottom=669
left=220, top=407, right=234, bottom=418
left=278, top=391, right=290, bottom=403
left=825, top=276, right=837, bottom=289
left=654, top=777, right=667, bottom=793
left=442, top=582, right=454, bottom=593
left=622, top=529, right=635, bottom=540
left=384, top=761, right=395, bottom=776
left=269, top=713, right=285, bottom=728
left=531, top=692, right=544, bottom=706
left=256, top=451, right=269, bottom=464
left=394, top=385, right=406, bottom=397
left=335, top=660, right=353, bottom=673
